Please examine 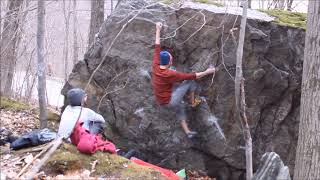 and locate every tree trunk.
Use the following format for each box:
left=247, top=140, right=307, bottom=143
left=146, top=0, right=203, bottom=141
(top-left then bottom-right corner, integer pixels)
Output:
left=273, top=0, right=285, bottom=9
left=73, top=0, right=78, bottom=66
left=234, top=0, right=253, bottom=179
left=287, top=0, right=293, bottom=11
left=26, top=138, right=63, bottom=180
left=111, top=0, right=114, bottom=12
left=20, top=48, right=35, bottom=100
left=248, top=0, right=252, bottom=8
left=26, top=73, right=36, bottom=102
left=0, top=0, right=2, bottom=89
left=63, top=0, right=71, bottom=82
left=278, top=0, right=285, bottom=9
left=37, top=0, right=47, bottom=129
left=0, top=0, right=24, bottom=96
left=24, top=49, right=35, bottom=100
left=294, top=0, right=320, bottom=179
left=88, top=0, right=104, bottom=46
